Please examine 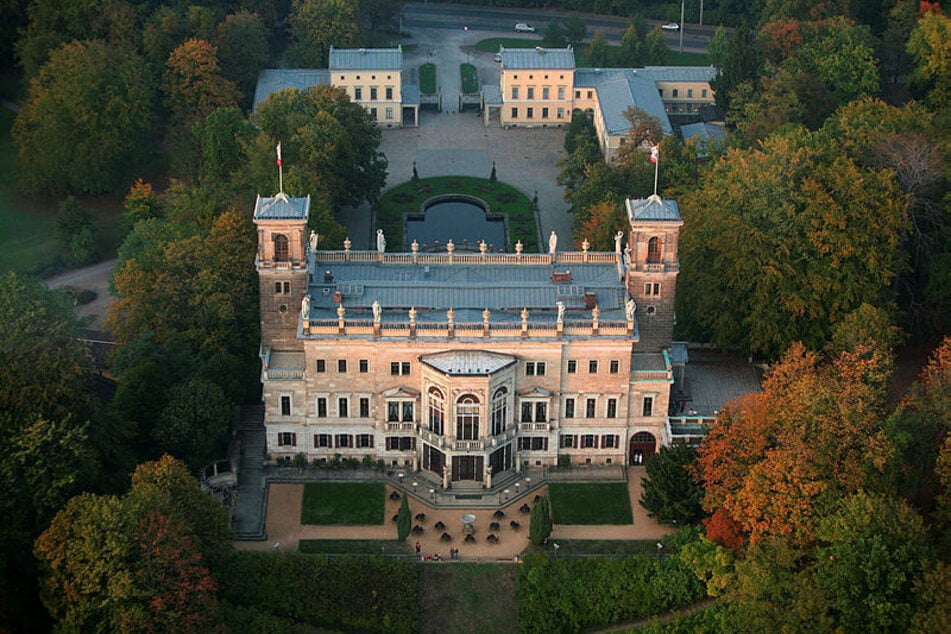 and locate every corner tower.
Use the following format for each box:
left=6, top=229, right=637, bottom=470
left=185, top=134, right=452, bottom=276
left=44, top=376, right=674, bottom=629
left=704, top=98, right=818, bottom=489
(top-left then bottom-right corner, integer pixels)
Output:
left=253, top=193, right=311, bottom=350
left=625, top=195, right=682, bottom=351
